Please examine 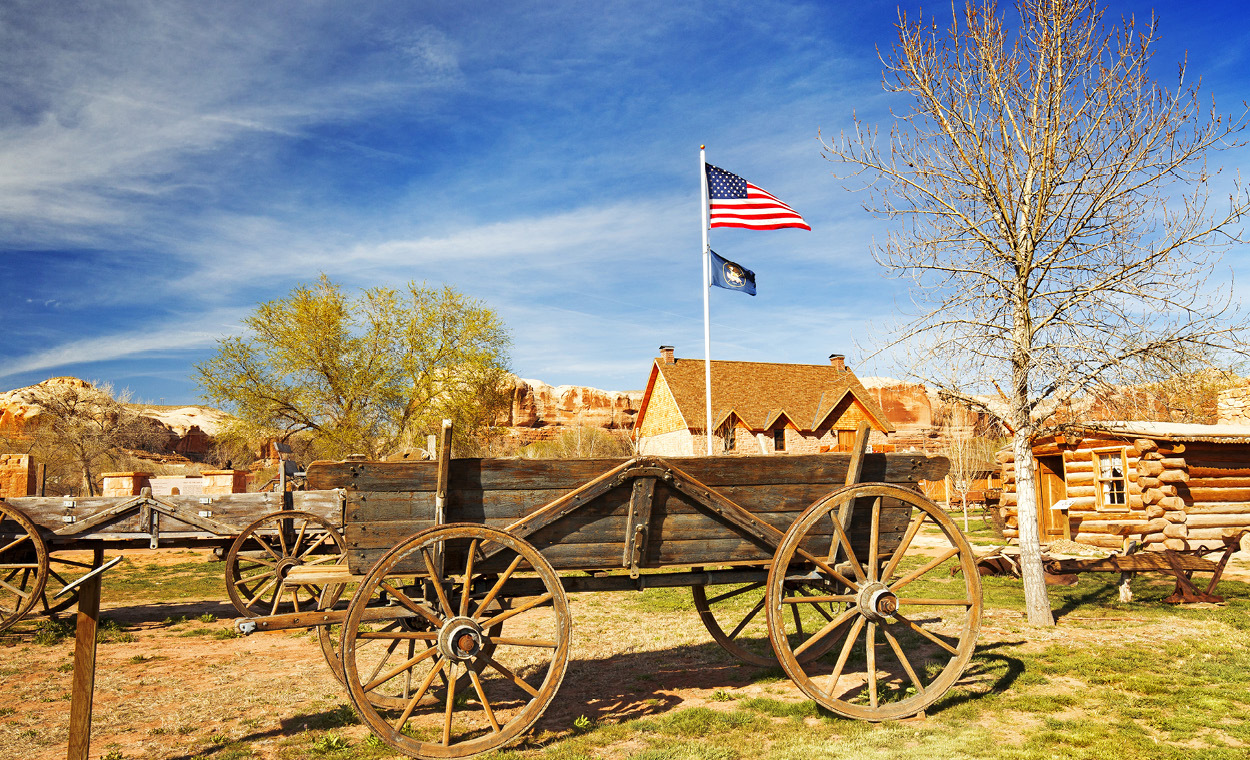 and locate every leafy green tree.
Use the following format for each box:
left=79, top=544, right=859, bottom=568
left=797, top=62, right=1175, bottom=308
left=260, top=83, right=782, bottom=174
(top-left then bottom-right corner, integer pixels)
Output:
left=195, top=276, right=512, bottom=460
